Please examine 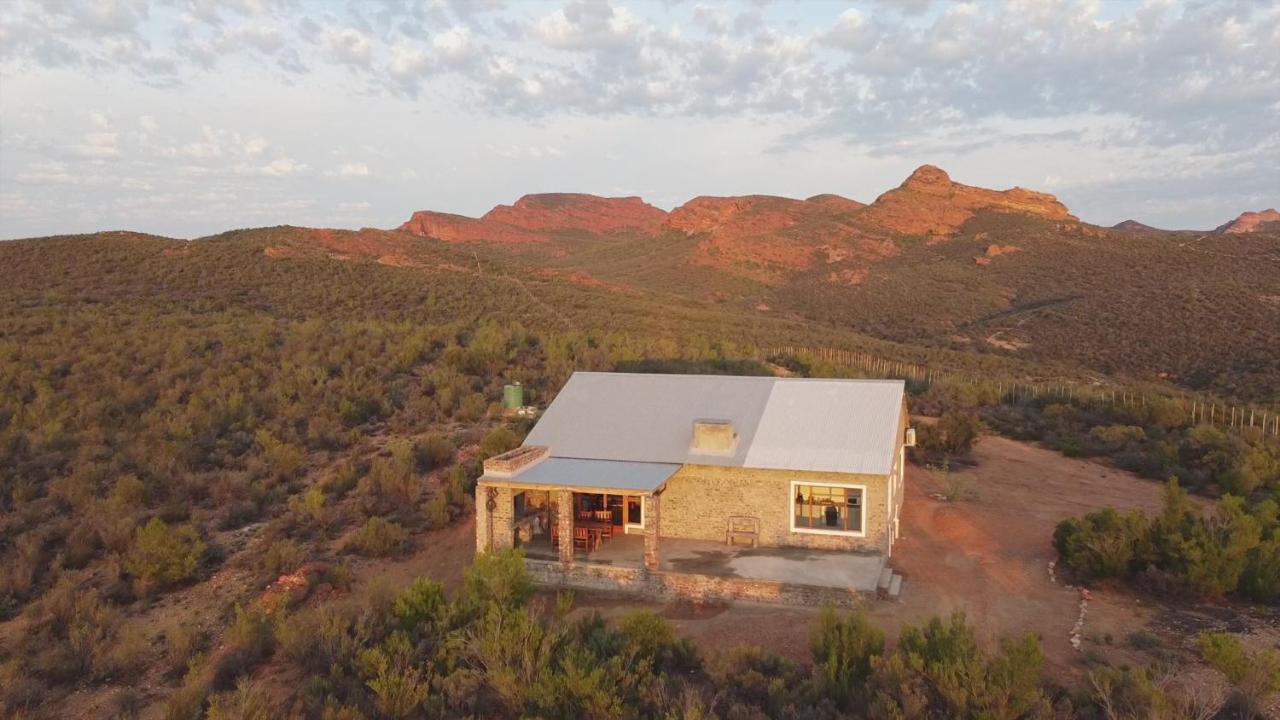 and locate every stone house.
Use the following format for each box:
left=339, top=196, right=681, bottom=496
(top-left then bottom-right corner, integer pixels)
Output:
left=474, top=372, right=912, bottom=603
